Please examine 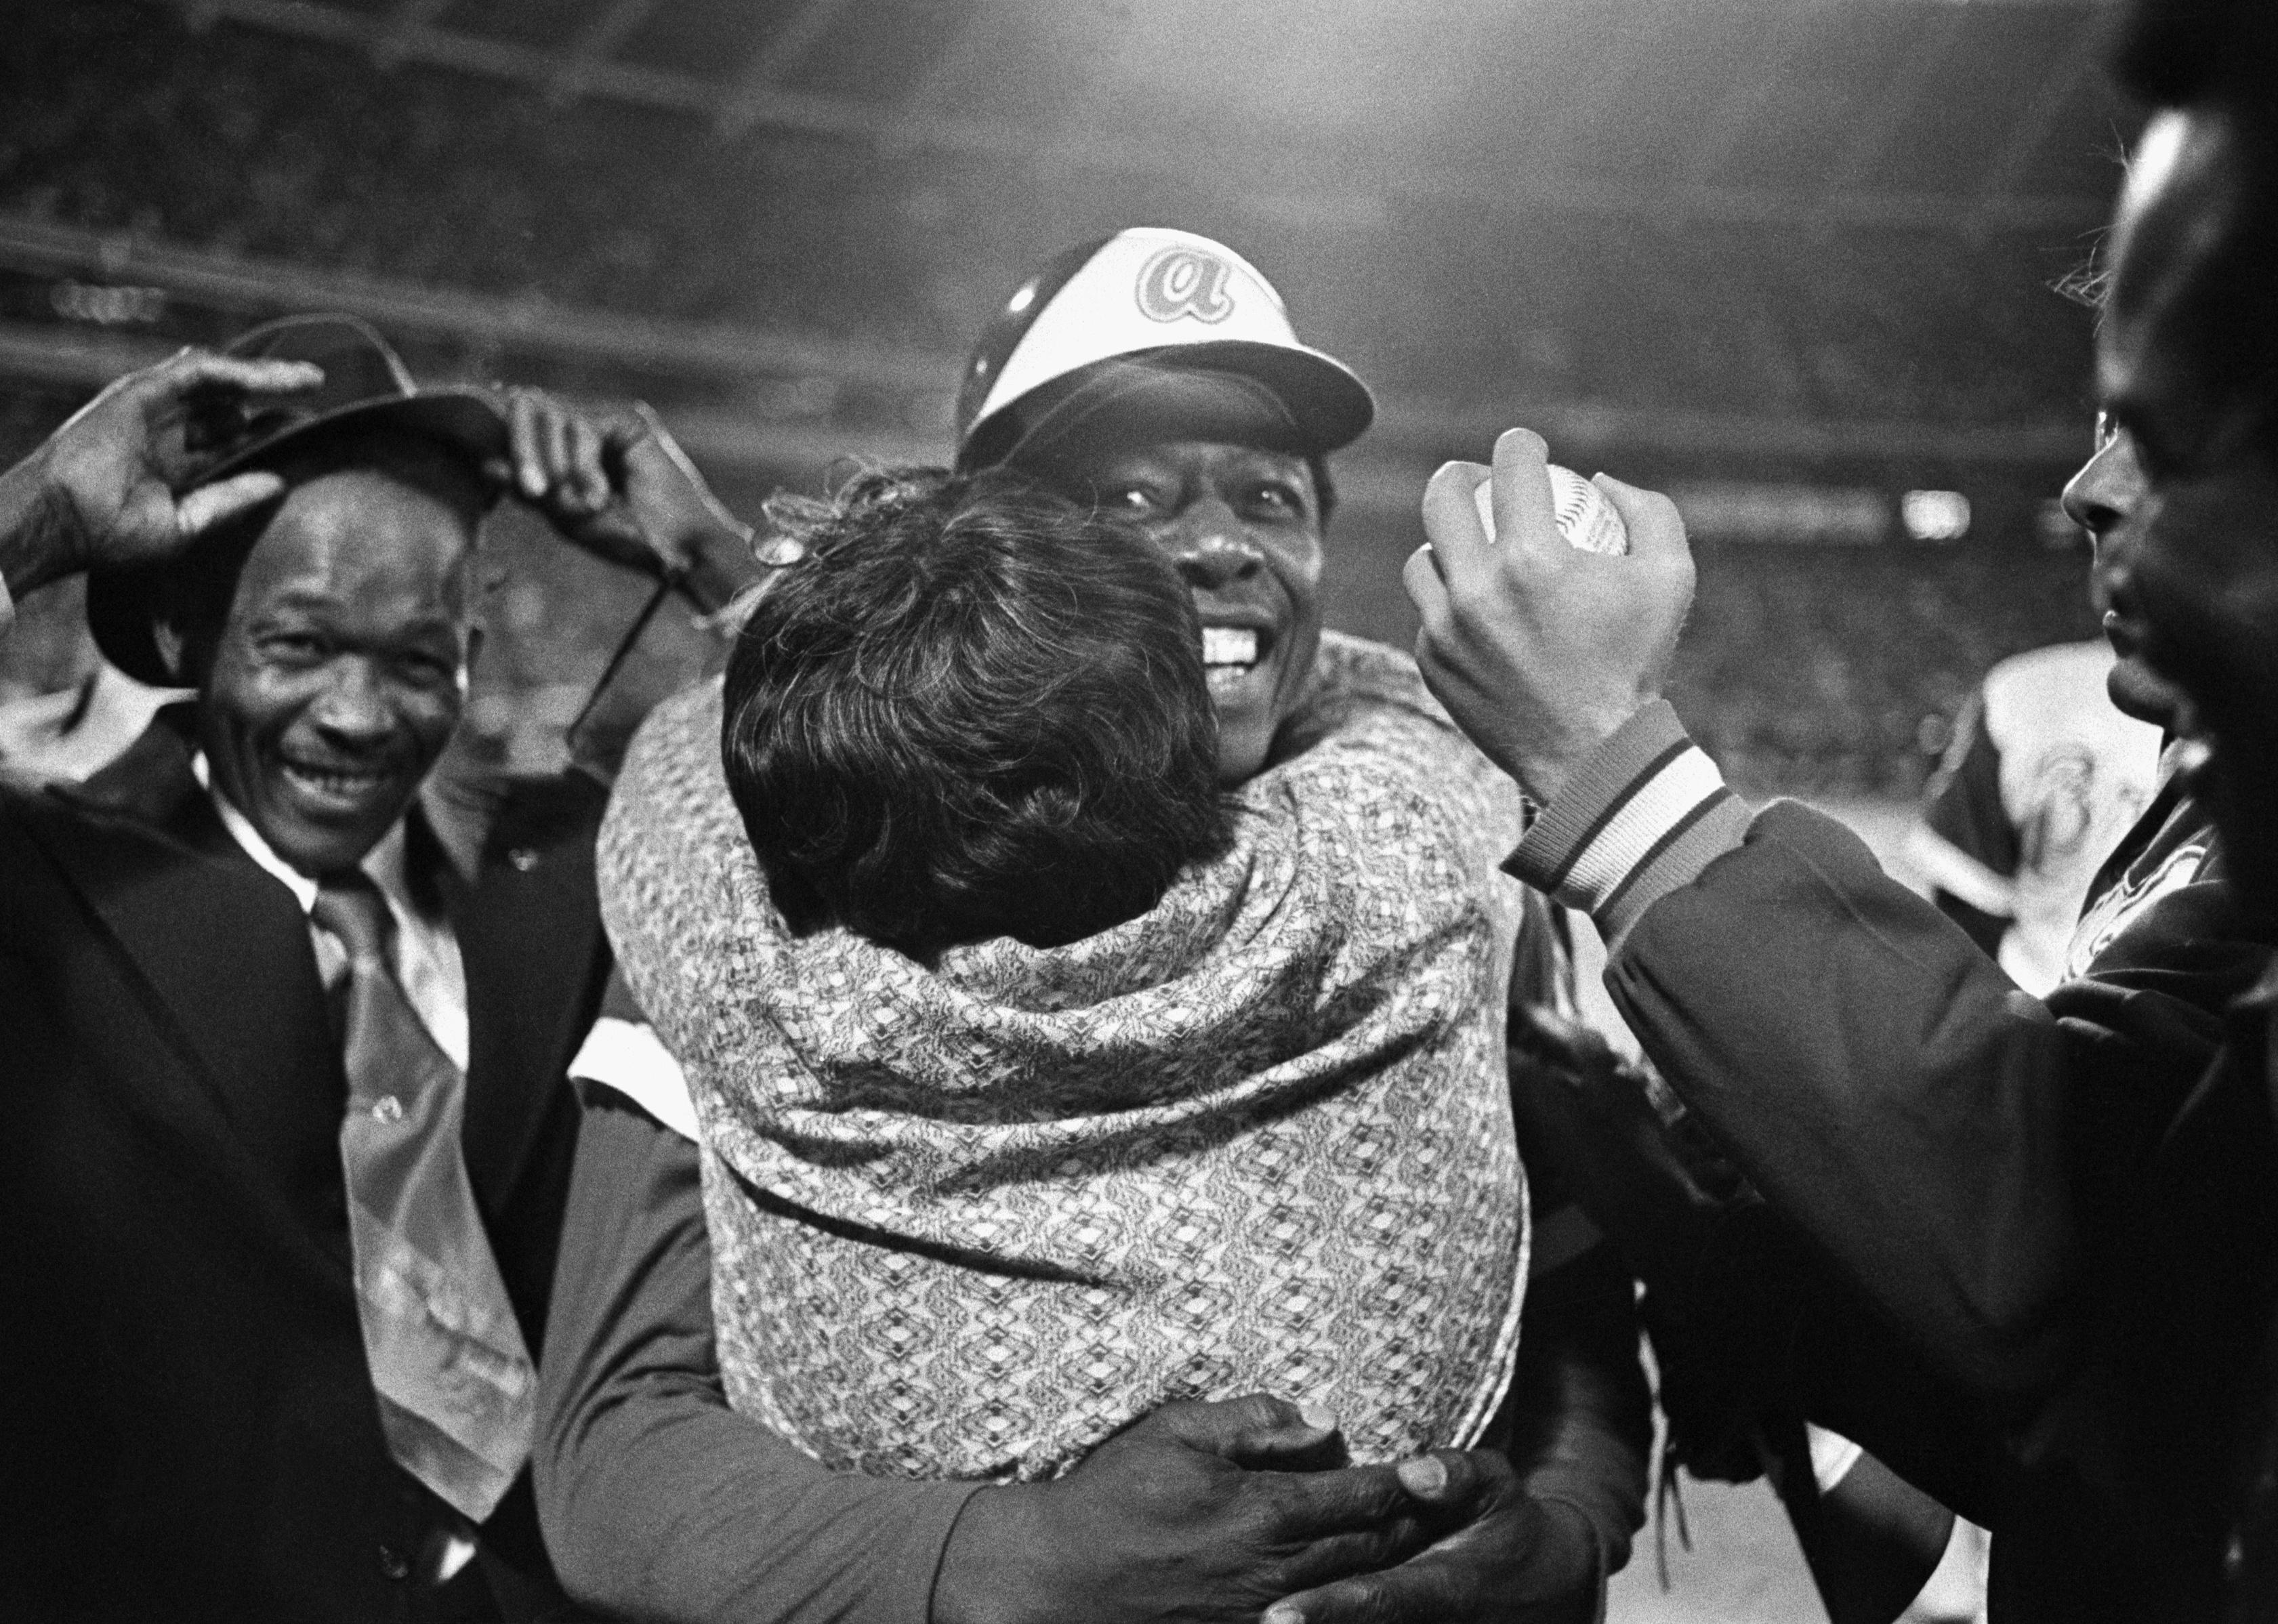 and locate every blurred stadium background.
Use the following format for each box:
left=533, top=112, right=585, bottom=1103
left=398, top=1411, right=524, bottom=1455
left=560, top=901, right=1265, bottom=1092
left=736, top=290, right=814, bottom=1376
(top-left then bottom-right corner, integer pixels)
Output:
left=3, top=0, right=2130, bottom=801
